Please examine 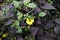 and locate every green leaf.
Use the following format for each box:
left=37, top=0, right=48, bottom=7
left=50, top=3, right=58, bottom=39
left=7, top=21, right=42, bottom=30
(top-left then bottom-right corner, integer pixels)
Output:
left=0, top=32, right=2, bottom=35
left=27, top=3, right=37, bottom=8
left=39, top=12, right=46, bottom=17
left=2, top=6, right=10, bottom=15
left=25, top=26, right=30, bottom=32
left=23, top=0, right=30, bottom=5
left=28, top=15, right=35, bottom=19
left=17, top=12, right=23, bottom=20
left=15, top=20, right=20, bottom=26
left=48, top=0, right=51, bottom=2
left=16, top=28, right=22, bottom=33
left=11, top=23, right=15, bottom=28
left=13, top=1, right=20, bottom=8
